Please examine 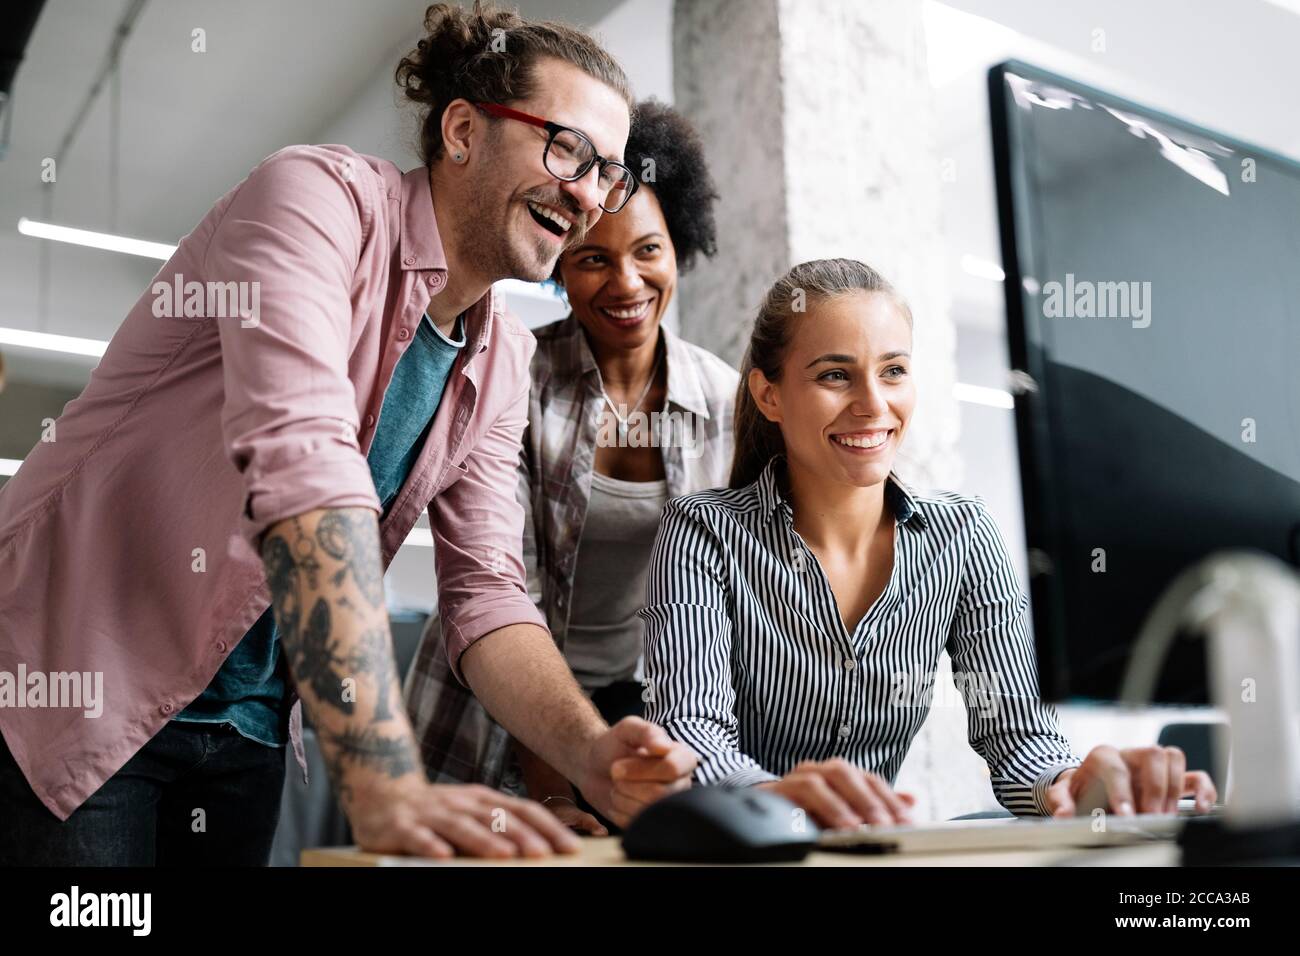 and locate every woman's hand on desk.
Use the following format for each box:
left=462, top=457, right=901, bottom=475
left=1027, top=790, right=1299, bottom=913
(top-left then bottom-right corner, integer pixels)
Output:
left=1044, top=745, right=1218, bottom=817
left=514, top=741, right=609, bottom=835
left=756, top=759, right=917, bottom=829
left=541, top=794, right=609, bottom=836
